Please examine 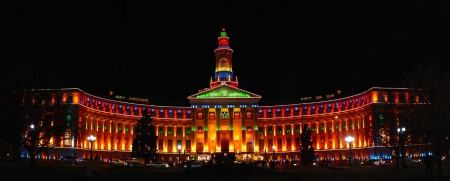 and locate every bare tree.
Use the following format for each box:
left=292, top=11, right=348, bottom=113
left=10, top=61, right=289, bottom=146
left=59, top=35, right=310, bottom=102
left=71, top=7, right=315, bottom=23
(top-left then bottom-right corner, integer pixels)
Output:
left=20, top=89, right=67, bottom=167
left=403, top=56, right=450, bottom=178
